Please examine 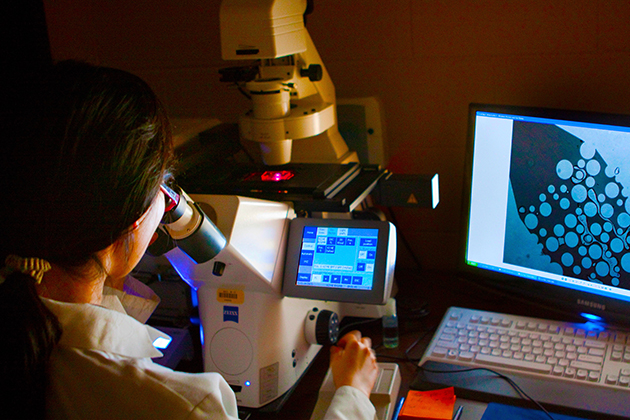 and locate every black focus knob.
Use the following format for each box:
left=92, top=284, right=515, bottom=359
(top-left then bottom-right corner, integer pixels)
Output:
left=315, top=309, right=339, bottom=345
left=300, top=64, right=323, bottom=82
